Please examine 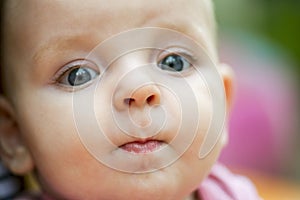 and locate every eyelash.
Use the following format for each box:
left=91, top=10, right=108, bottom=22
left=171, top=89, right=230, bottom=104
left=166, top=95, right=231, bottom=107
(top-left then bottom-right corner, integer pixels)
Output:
left=53, top=59, right=100, bottom=88
left=157, top=48, right=197, bottom=72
